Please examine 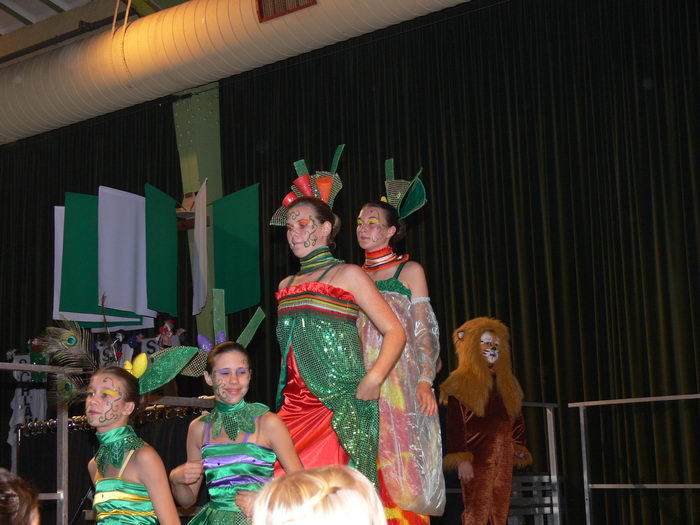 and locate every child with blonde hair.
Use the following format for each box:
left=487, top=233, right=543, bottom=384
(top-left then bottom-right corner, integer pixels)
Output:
left=252, top=465, right=387, bottom=525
